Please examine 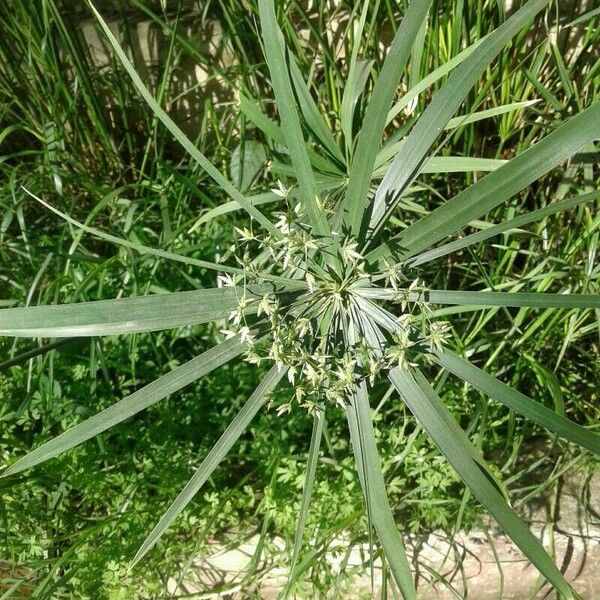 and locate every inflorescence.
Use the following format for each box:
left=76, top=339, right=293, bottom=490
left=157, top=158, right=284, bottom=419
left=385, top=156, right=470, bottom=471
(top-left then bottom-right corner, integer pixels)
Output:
left=218, top=191, right=451, bottom=412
